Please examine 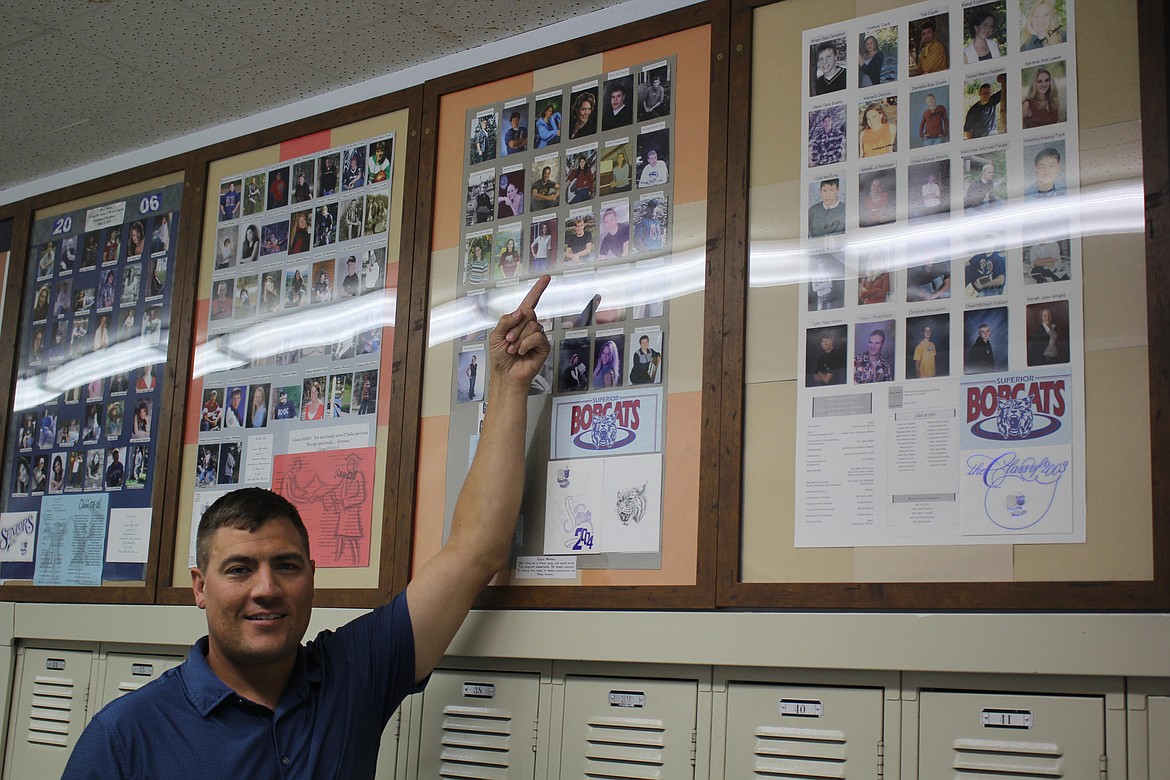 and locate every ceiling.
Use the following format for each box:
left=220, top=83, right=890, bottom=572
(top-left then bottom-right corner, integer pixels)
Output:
left=0, top=0, right=643, bottom=198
